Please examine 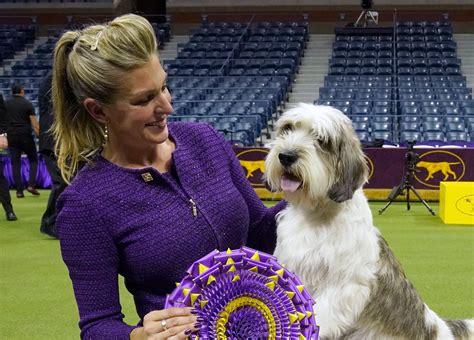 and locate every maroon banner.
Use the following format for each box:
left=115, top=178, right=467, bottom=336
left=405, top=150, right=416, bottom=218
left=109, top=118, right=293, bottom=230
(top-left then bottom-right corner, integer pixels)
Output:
left=234, top=147, right=474, bottom=191
left=362, top=147, right=473, bottom=189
